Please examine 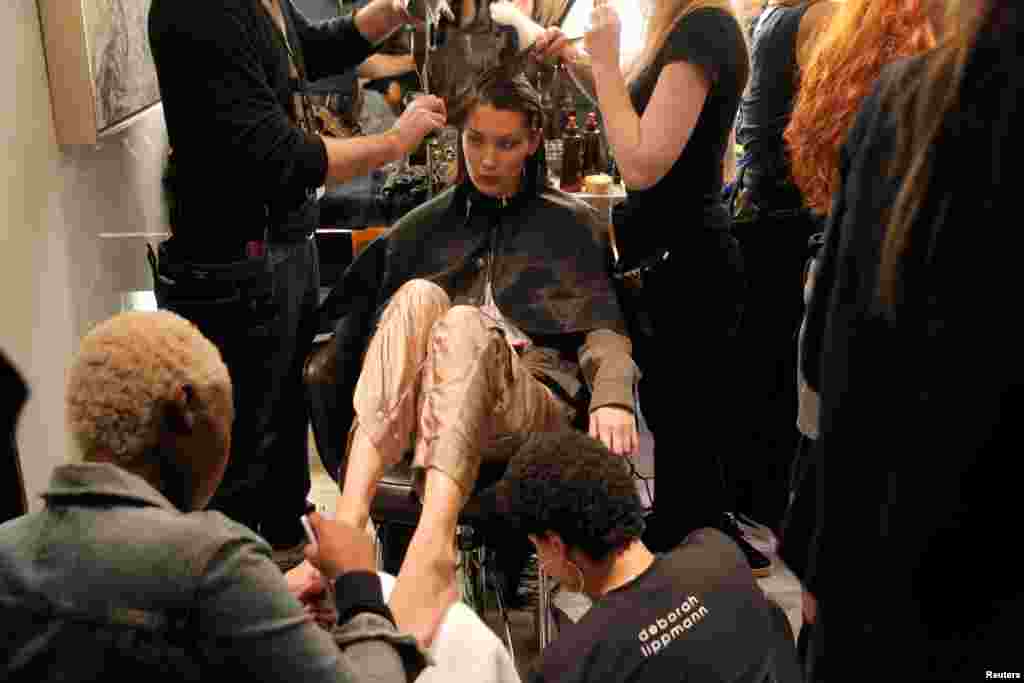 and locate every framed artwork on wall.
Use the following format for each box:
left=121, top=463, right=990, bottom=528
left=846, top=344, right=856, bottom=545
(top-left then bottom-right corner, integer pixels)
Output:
left=38, top=0, right=160, bottom=145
